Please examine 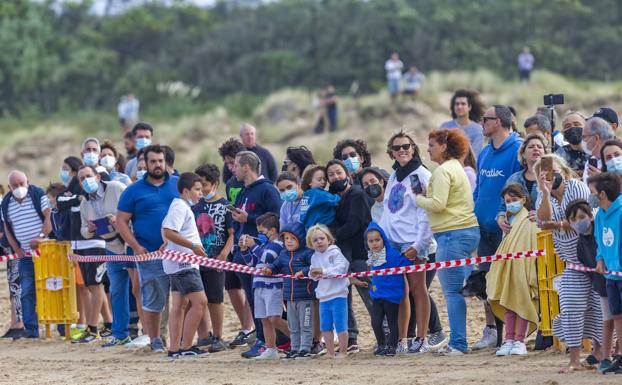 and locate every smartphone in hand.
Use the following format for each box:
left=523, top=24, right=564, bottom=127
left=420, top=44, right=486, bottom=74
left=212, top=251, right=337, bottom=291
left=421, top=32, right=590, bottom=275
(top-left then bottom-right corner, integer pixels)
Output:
left=225, top=204, right=240, bottom=213
left=588, top=157, right=598, bottom=169
left=409, top=174, right=423, bottom=194
left=541, top=157, right=553, bottom=181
